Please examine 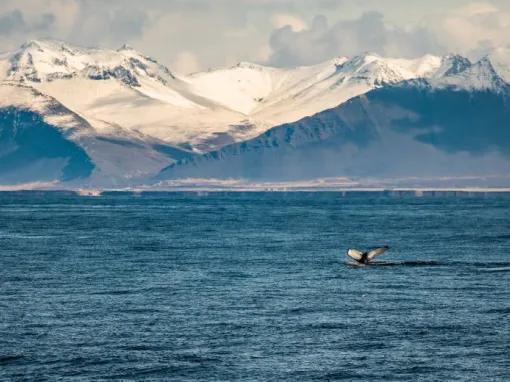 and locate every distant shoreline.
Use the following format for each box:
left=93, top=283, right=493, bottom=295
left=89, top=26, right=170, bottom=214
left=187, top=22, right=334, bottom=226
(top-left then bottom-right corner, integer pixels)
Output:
left=1, top=187, right=510, bottom=194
